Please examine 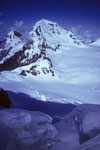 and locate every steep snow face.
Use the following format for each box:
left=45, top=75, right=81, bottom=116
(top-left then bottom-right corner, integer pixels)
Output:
left=0, top=31, right=23, bottom=63
left=30, top=19, right=83, bottom=48
left=5, top=31, right=22, bottom=48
